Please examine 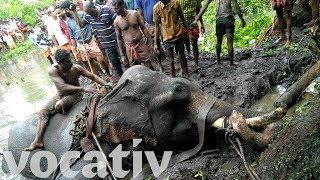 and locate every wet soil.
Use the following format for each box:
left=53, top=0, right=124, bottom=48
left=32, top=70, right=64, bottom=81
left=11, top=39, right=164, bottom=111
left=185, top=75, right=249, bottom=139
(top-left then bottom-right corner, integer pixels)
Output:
left=157, top=28, right=319, bottom=179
